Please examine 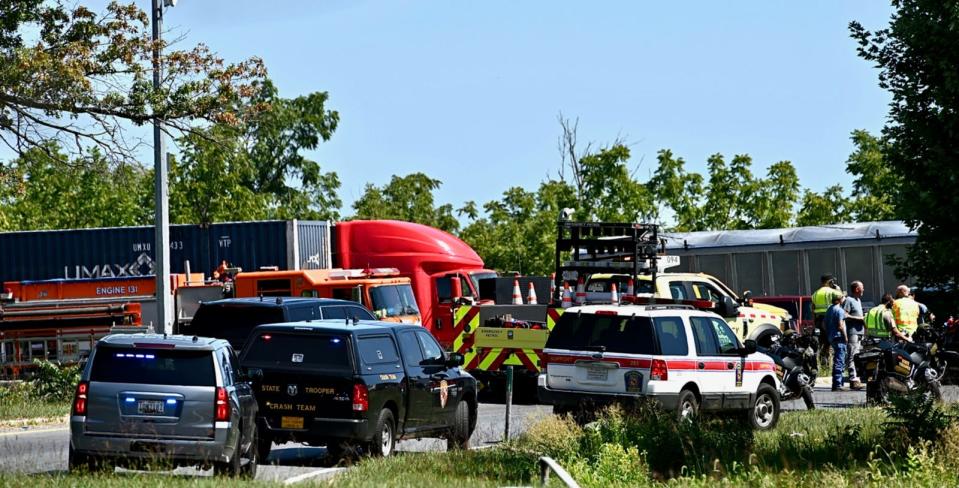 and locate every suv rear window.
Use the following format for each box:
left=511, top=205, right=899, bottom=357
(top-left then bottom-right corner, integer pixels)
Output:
left=90, top=348, right=215, bottom=386
left=546, top=313, right=657, bottom=355
left=243, top=332, right=352, bottom=371
left=358, top=336, right=400, bottom=365
left=189, top=305, right=287, bottom=349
